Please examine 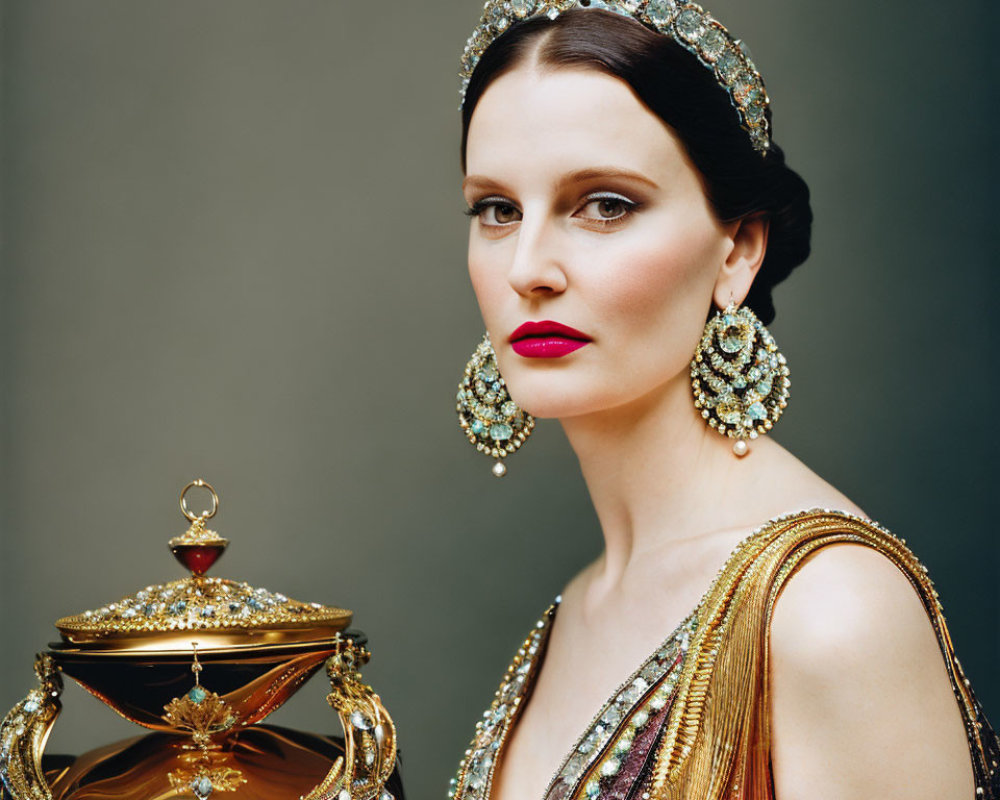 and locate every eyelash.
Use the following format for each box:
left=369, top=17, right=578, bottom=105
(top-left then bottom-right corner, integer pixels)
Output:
left=464, top=193, right=641, bottom=228
left=464, top=196, right=515, bottom=220
left=579, top=193, right=640, bottom=226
